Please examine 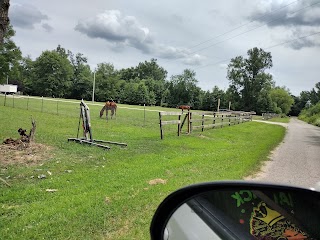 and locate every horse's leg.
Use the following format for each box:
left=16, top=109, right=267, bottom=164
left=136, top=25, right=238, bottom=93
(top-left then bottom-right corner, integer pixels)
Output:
left=106, top=109, right=109, bottom=121
left=111, top=109, right=114, bottom=119
left=114, top=107, right=117, bottom=119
